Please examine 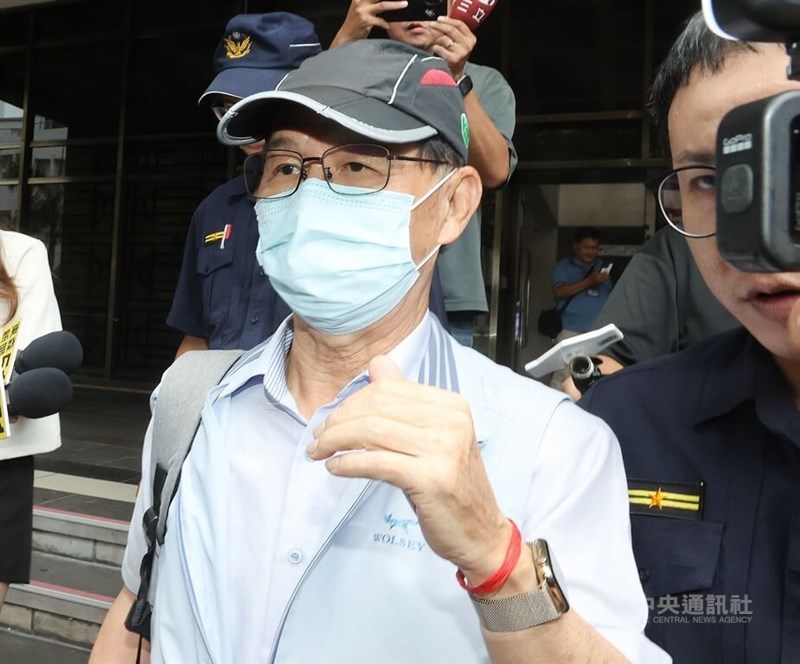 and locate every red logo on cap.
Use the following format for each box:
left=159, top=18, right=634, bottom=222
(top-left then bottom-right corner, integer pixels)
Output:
left=419, top=69, right=457, bottom=87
